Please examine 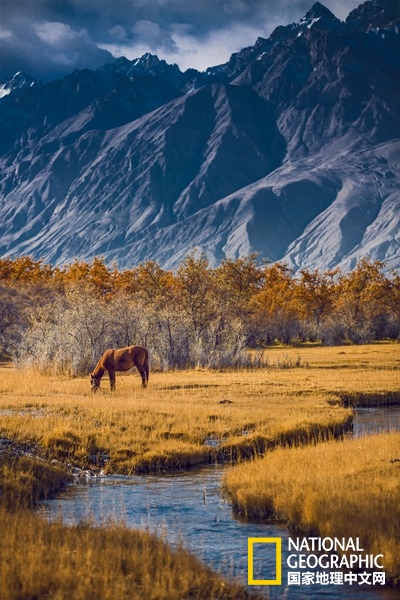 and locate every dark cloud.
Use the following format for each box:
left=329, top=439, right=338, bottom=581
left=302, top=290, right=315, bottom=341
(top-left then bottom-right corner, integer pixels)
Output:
left=1, top=17, right=113, bottom=81
left=0, top=0, right=362, bottom=81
